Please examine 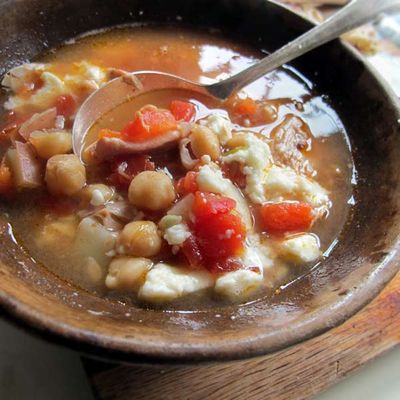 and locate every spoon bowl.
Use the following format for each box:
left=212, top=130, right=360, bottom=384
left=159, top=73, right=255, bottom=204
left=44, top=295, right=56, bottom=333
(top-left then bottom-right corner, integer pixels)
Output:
left=72, top=0, right=400, bottom=158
